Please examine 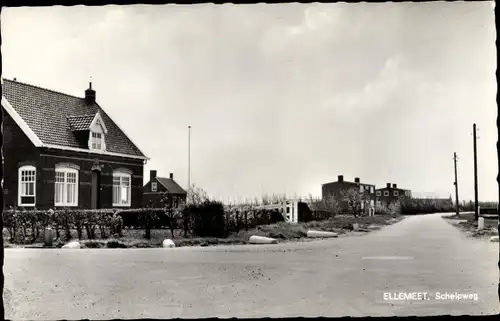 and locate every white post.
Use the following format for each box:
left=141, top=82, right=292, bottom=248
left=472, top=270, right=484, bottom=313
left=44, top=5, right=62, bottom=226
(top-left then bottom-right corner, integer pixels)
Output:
left=478, top=217, right=485, bottom=231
